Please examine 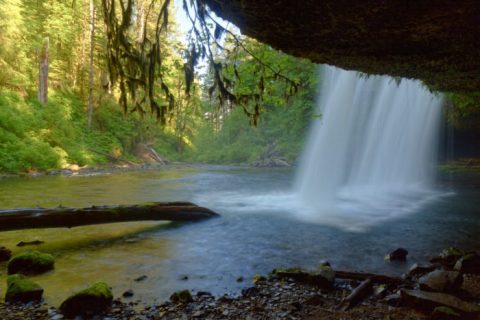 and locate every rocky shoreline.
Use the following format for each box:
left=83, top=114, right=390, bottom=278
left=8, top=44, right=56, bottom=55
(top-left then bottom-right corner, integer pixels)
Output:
left=0, top=247, right=479, bottom=320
